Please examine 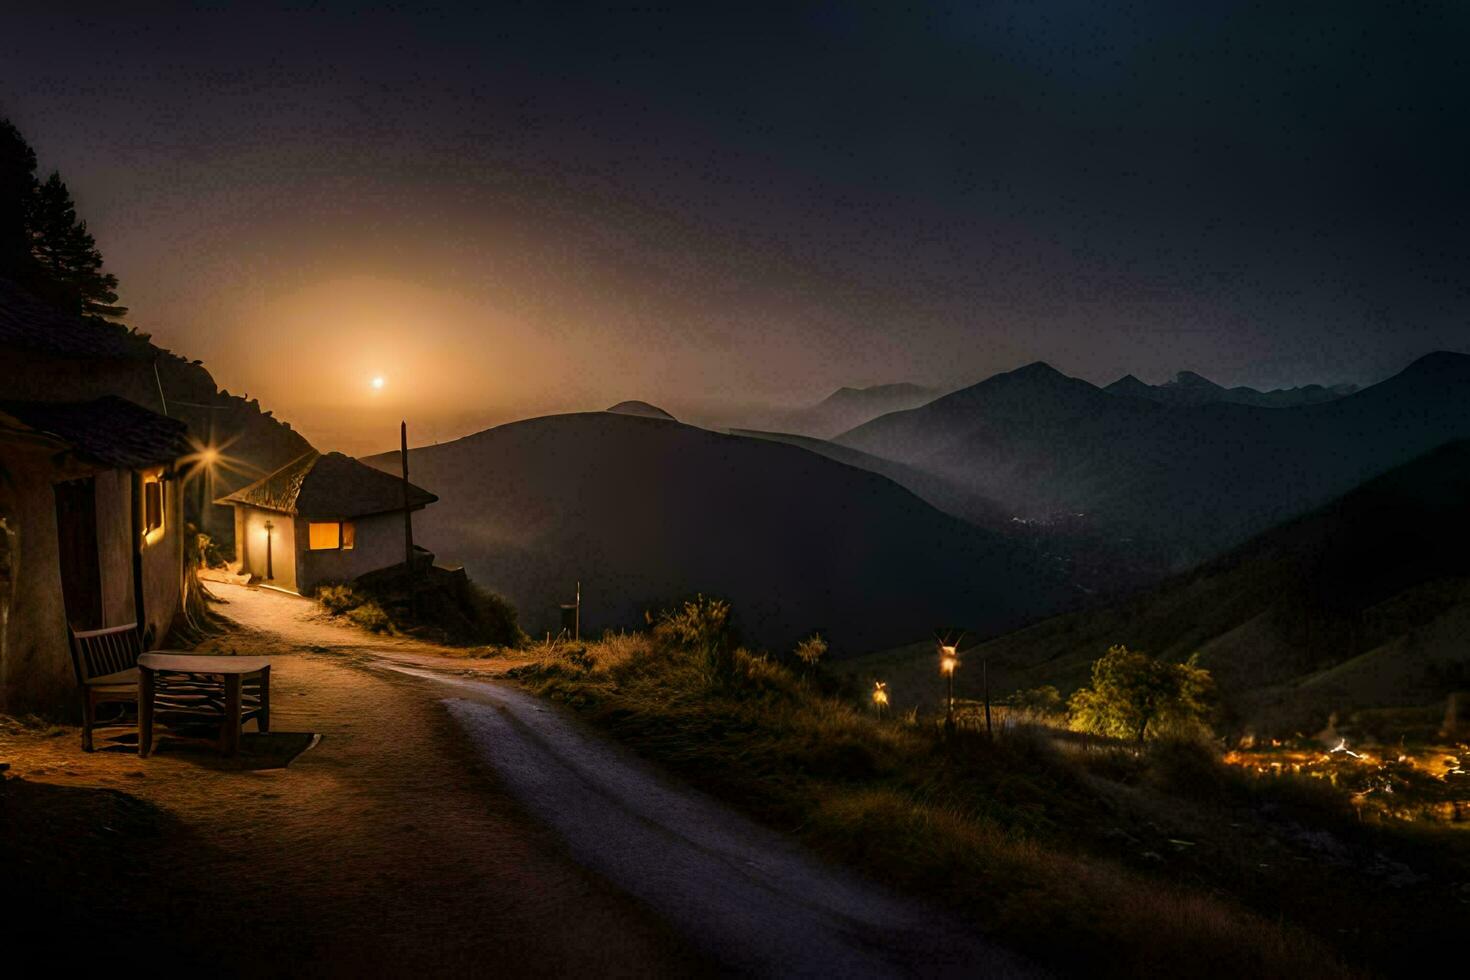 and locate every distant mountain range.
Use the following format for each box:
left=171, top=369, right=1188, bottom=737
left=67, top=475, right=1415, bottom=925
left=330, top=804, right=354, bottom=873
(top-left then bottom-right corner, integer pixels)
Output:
left=1105, top=370, right=1358, bottom=408
left=951, top=439, right=1470, bottom=733
left=835, top=352, right=1470, bottom=565
left=756, top=382, right=940, bottom=440
left=365, top=413, right=1069, bottom=652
